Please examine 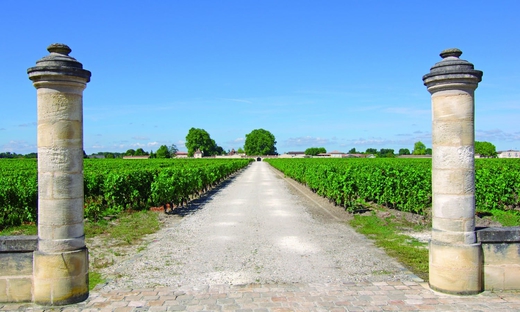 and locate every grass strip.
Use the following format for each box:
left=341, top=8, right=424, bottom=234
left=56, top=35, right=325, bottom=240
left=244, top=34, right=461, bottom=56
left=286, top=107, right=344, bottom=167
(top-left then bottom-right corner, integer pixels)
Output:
left=349, top=212, right=429, bottom=281
left=1, top=210, right=161, bottom=290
